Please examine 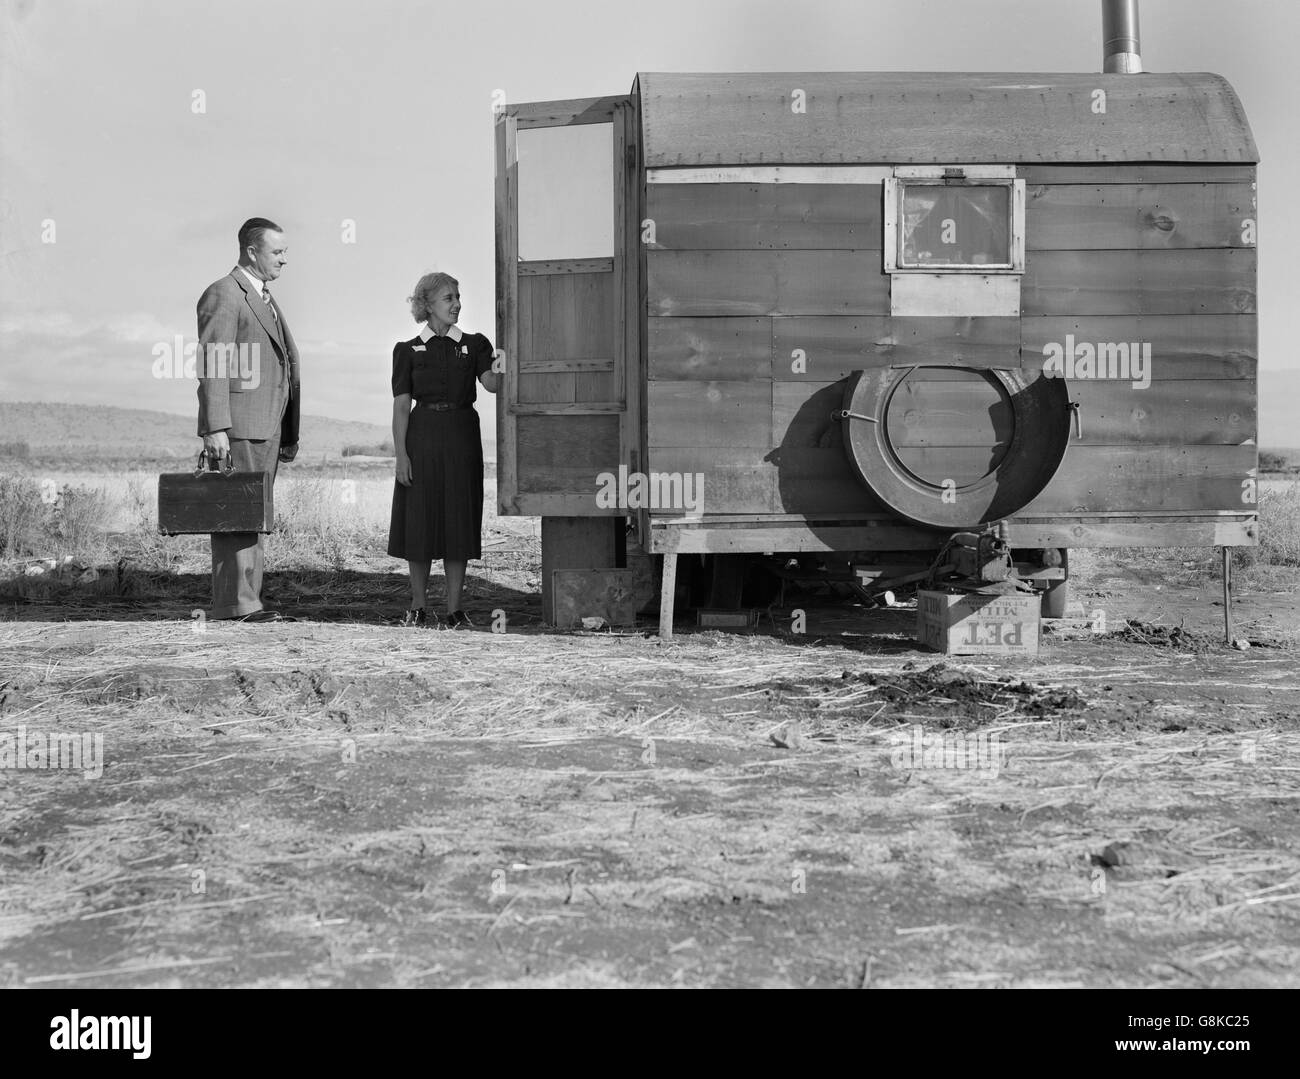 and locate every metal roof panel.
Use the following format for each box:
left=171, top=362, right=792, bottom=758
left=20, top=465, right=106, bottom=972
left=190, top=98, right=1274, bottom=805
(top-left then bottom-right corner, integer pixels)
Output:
left=634, top=72, right=1258, bottom=167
